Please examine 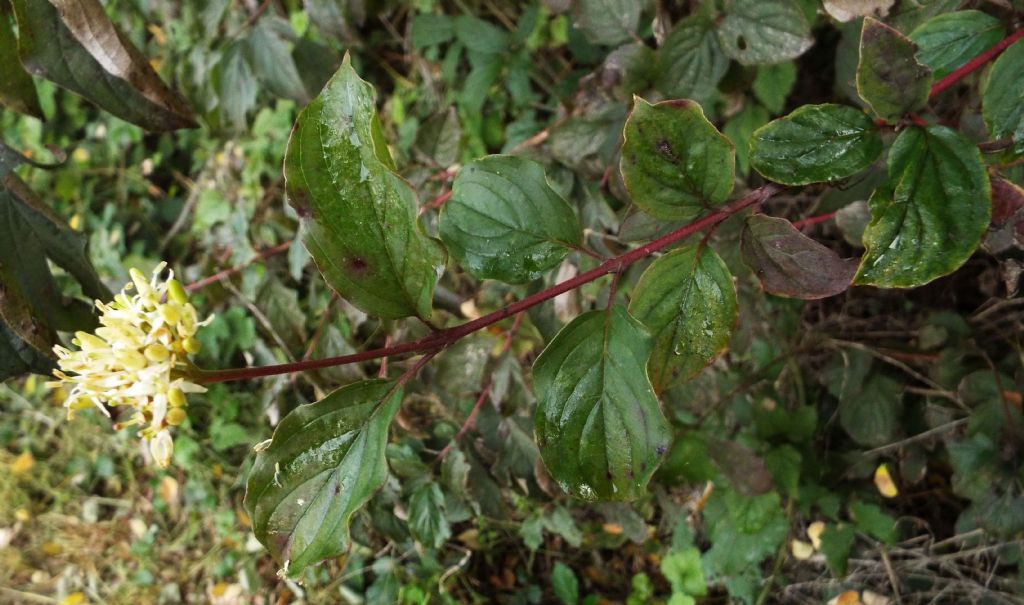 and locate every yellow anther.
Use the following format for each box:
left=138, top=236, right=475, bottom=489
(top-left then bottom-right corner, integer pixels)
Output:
left=166, top=407, right=187, bottom=426
left=168, top=387, right=186, bottom=408
left=144, top=343, right=170, bottom=362
left=167, top=279, right=188, bottom=305
left=183, top=337, right=201, bottom=355
left=116, top=349, right=148, bottom=371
